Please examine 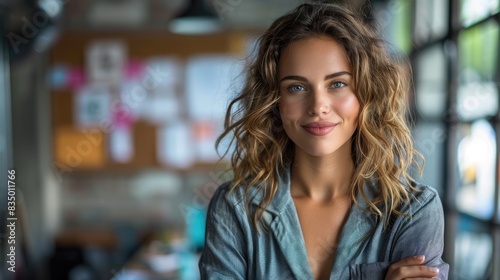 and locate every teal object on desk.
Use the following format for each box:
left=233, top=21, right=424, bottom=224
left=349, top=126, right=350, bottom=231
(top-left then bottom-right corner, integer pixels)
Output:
left=186, top=205, right=206, bottom=251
